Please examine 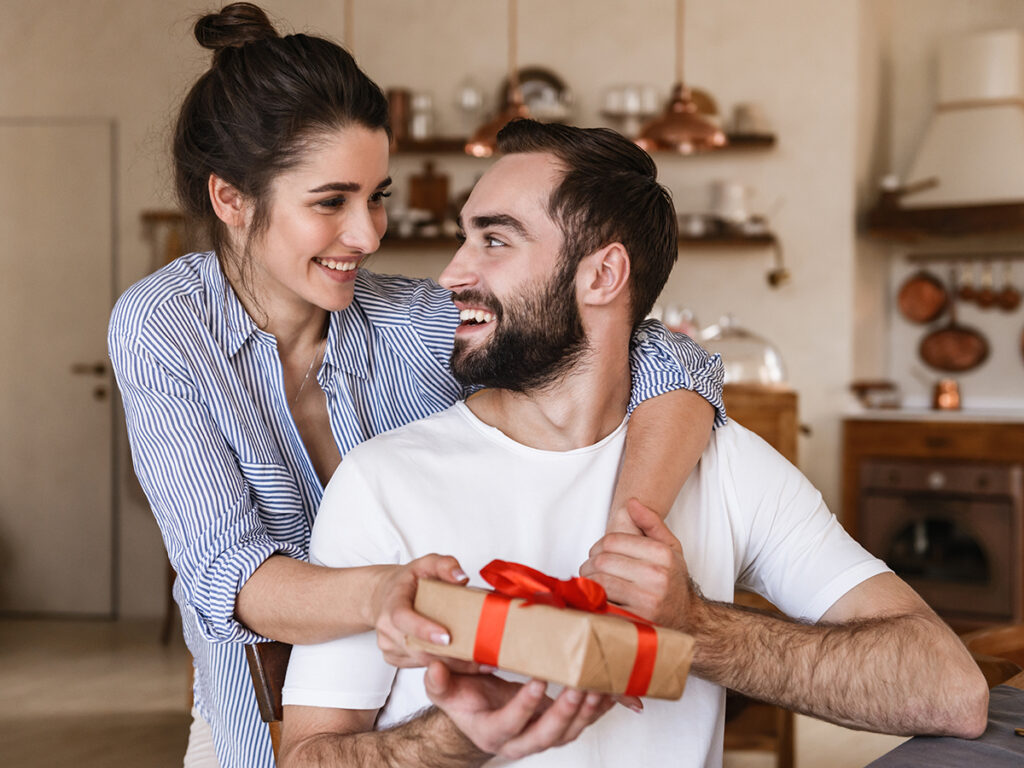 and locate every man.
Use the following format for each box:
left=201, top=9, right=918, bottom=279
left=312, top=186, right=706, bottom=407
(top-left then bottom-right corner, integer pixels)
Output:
left=280, top=120, right=988, bottom=767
